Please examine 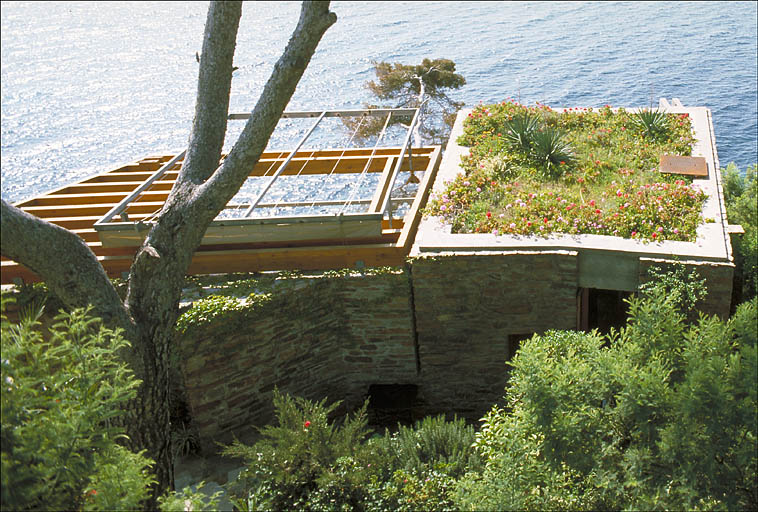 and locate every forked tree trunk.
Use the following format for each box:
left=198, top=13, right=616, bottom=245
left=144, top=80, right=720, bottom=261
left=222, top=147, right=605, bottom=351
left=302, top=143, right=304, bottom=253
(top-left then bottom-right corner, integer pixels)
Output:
left=0, top=1, right=337, bottom=506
